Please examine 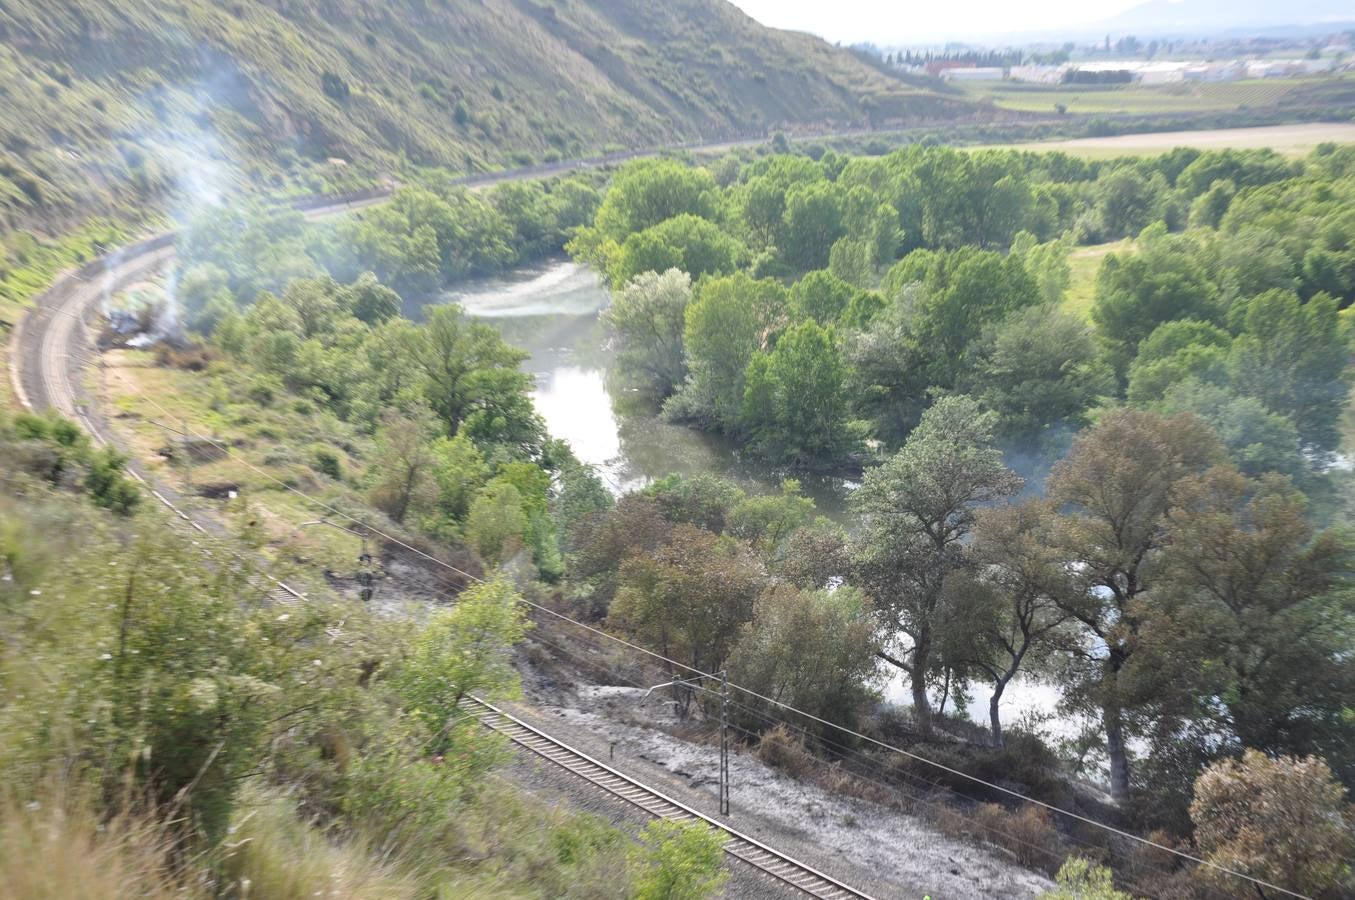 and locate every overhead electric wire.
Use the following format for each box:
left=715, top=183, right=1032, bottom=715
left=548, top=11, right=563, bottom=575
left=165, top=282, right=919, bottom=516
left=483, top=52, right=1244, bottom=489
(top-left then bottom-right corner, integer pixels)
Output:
left=516, top=627, right=1182, bottom=900
left=524, top=619, right=1205, bottom=898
